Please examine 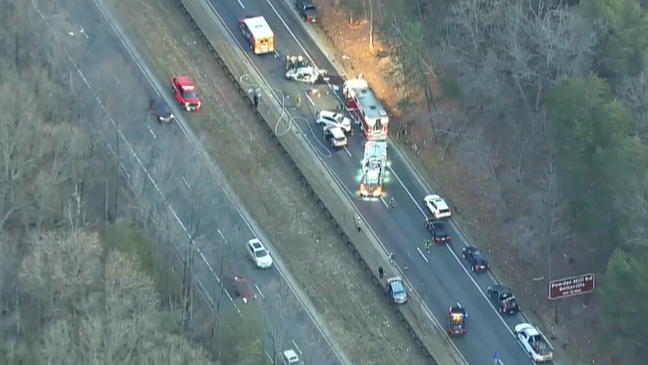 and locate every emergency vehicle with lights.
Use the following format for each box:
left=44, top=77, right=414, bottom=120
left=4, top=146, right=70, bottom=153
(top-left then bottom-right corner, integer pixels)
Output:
left=447, top=305, right=467, bottom=336
left=171, top=75, right=201, bottom=111
left=358, top=141, right=387, bottom=197
left=238, top=16, right=274, bottom=54
left=343, top=75, right=389, bottom=140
